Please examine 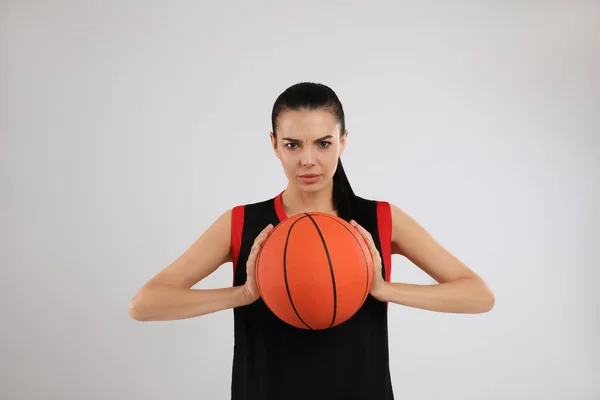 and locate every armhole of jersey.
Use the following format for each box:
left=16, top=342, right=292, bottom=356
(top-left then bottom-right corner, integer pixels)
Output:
left=376, top=201, right=392, bottom=282
left=231, top=205, right=245, bottom=286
